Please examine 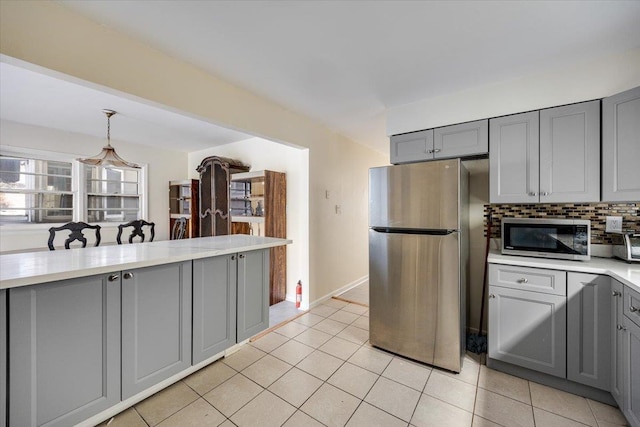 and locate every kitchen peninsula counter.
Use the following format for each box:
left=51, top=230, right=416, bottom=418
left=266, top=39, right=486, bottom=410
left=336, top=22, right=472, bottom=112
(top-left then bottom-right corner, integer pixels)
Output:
left=488, top=250, right=640, bottom=293
left=0, top=234, right=291, bottom=289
